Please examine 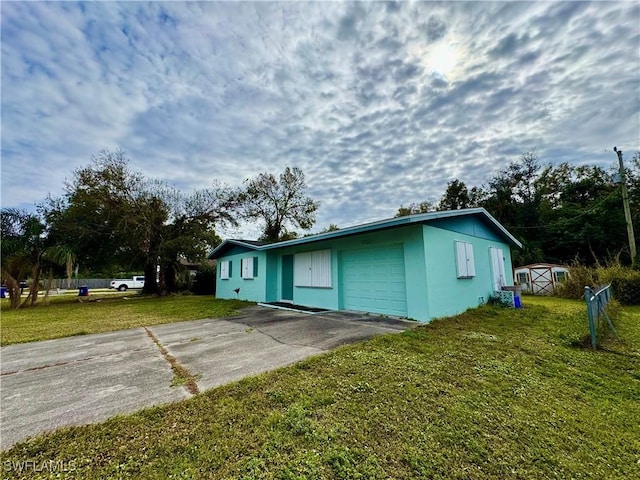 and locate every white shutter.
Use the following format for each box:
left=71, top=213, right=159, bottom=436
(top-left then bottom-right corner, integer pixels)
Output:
left=241, top=257, right=254, bottom=279
left=456, top=241, right=475, bottom=278
left=465, top=243, right=476, bottom=277
left=294, top=250, right=332, bottom=287
left=220, top=261, right=229, bottom=280
left=490, top=247, right=506, bottom=290
left=294, top=252, right=313, bottom=286
left=312, top=250, right=332, bottom=287
left=456, top=241, right=468, bottom=278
